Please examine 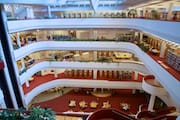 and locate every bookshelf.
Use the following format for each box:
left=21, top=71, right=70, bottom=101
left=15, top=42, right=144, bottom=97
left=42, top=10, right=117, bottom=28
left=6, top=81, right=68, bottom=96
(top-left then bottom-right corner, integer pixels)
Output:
left=165, top=50, right=180, bottom=72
